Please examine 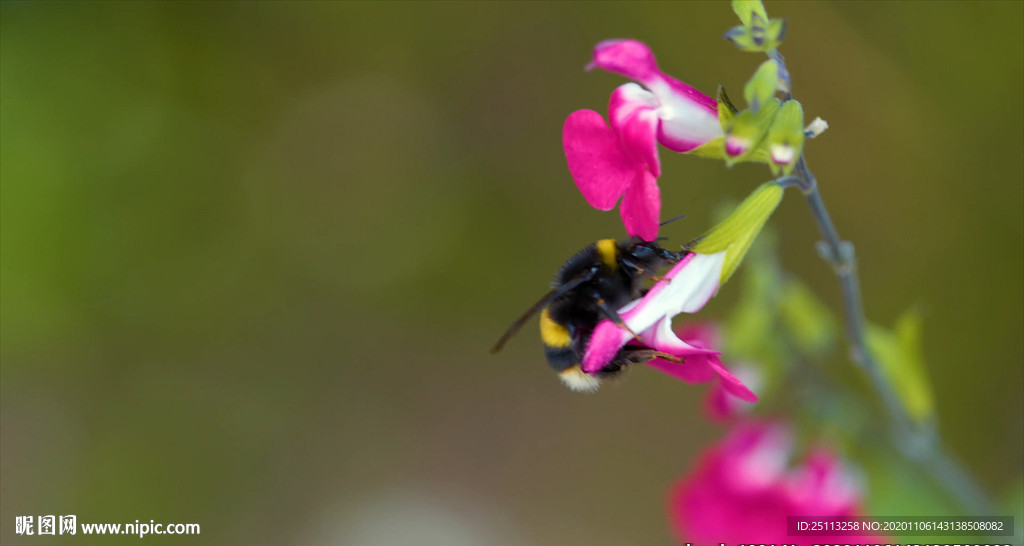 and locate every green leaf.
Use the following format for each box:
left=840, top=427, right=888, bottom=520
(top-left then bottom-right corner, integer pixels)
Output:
left=744, top=60, right=780, bottom=112
left=866, top=310, right=935, bottom=422
left=692, top=182, right=784, bottom=285
left=779, top=279, right=838, bottom=356
left=731, top=0, right=768, bottom=27
left=765, top=99, right=805, bottom=175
